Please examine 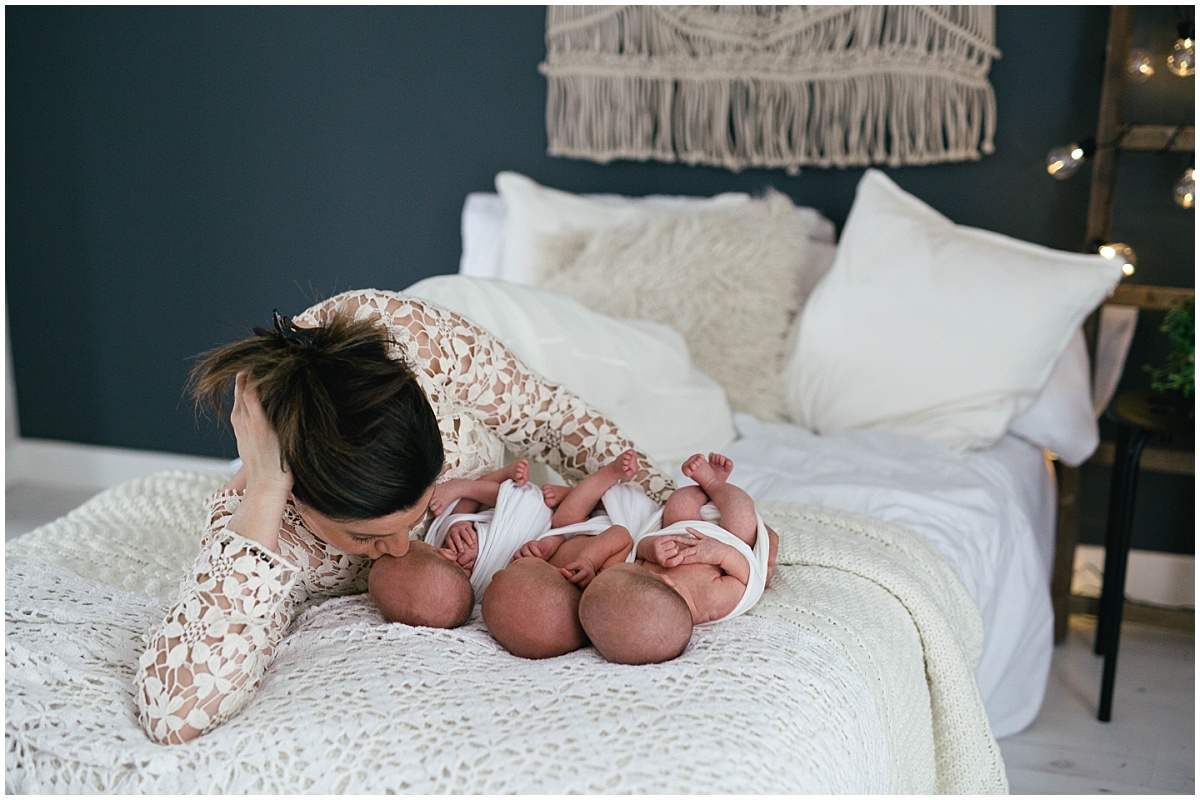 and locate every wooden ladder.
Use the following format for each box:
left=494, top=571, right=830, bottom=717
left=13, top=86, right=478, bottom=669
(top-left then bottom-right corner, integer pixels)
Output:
left=1050, top=5, right=1195, bottom=644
